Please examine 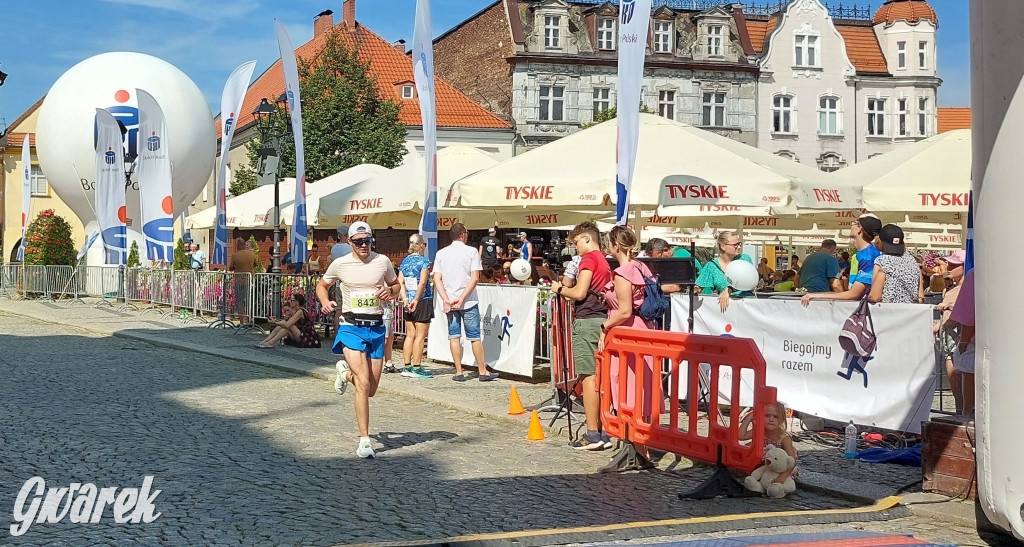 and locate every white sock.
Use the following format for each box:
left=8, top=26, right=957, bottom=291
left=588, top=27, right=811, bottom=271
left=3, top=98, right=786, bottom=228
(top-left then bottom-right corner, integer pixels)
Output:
left=360, top=436, right=371, bottom=444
